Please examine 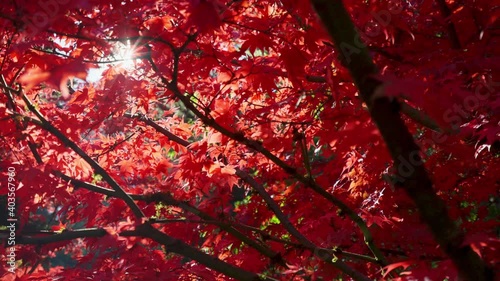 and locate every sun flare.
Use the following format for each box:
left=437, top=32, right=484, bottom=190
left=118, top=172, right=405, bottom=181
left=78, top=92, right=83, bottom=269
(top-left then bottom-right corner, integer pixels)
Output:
left=87, top=40, right=139, bottom=82
left=115, top=40, right=137, bottom=70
